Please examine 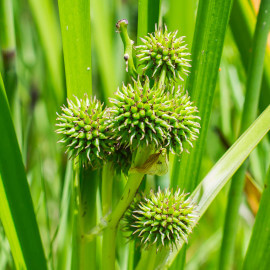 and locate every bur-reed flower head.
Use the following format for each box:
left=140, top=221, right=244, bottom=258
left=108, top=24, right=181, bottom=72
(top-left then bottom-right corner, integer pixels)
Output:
left=108, top=77, right=173, bottom=151
left=123, top=187, right=197, bottom=249
left=136, top=25, right=191, bottom=82
left=56, top=95, right=112, bottom=169
left=108, top=78, right=200, bottom=155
